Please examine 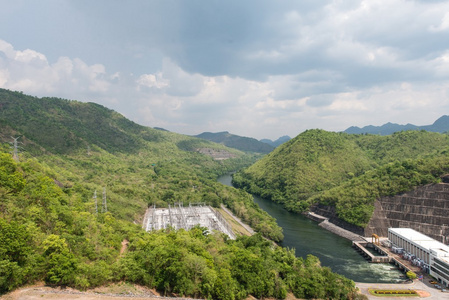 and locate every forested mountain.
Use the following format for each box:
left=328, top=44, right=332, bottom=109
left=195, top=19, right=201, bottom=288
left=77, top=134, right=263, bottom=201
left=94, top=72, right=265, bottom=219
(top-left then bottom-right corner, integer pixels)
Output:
left=0, top=89, right=356, bottom=299
left=233, top=129, right=449, bottom=229
left=194, top=131, right=274, bottom=153
left=260, top=135, right=291, bottom=147
left=344, top=115, right=449, bottom=135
